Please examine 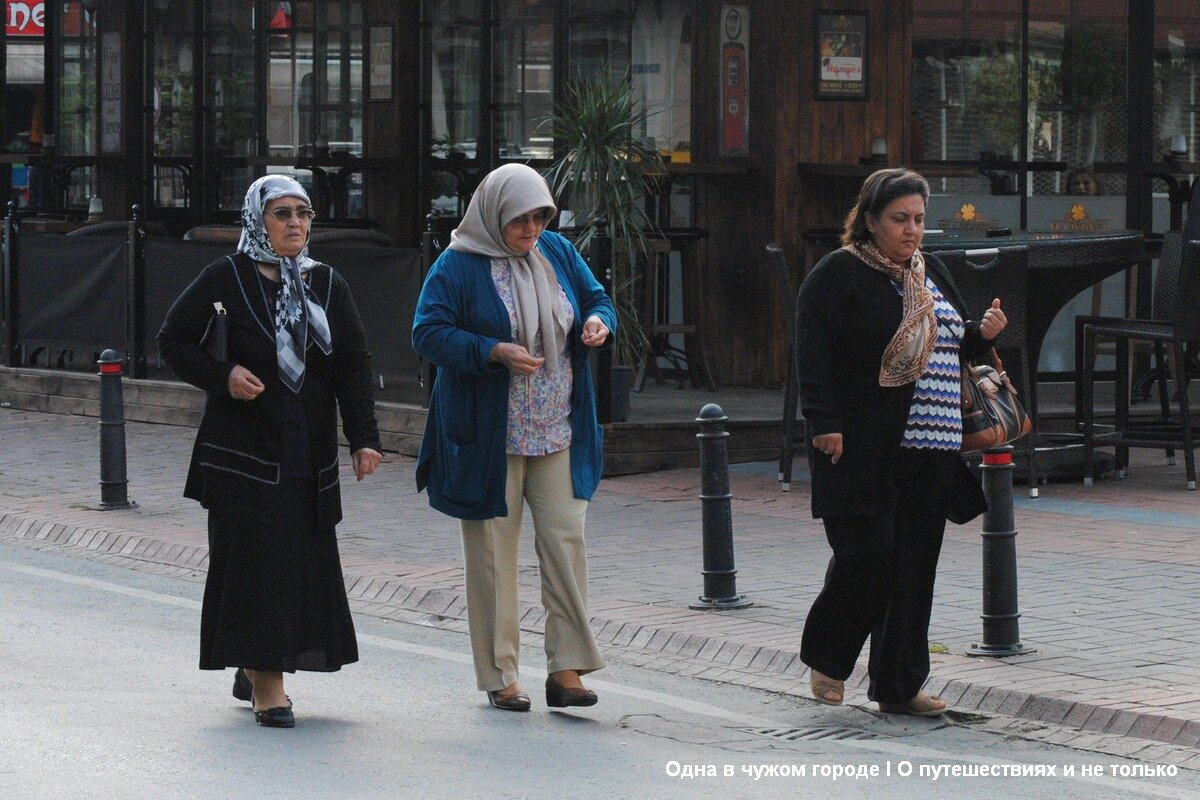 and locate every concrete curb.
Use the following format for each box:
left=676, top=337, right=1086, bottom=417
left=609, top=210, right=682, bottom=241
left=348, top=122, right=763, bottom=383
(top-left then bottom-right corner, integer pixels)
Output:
left=5, top=508, right=1200, bottom=751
